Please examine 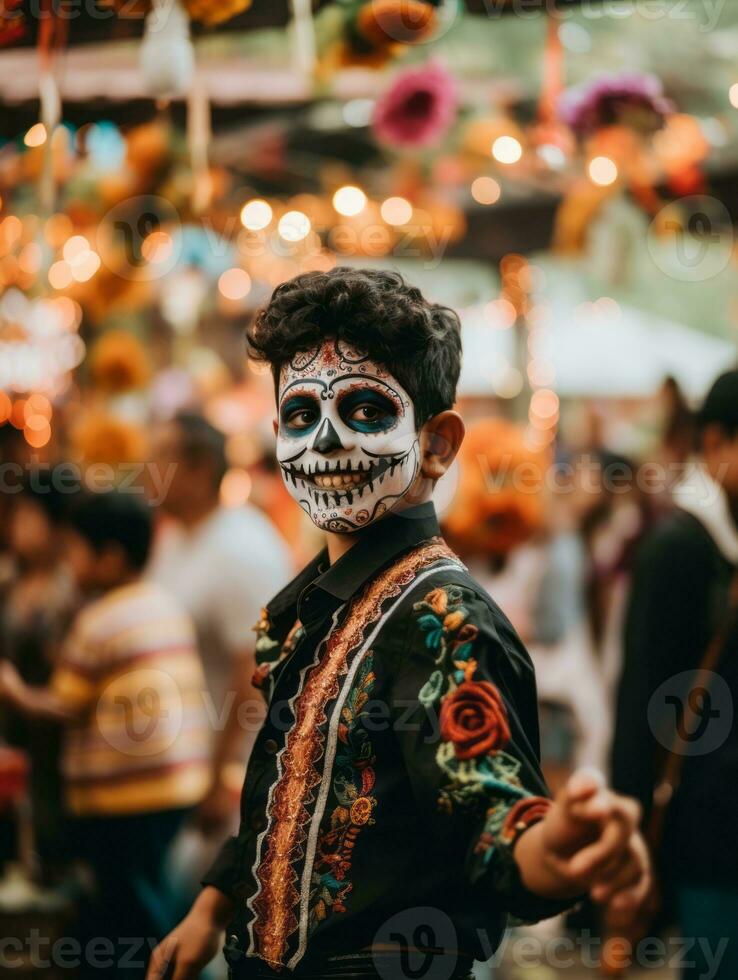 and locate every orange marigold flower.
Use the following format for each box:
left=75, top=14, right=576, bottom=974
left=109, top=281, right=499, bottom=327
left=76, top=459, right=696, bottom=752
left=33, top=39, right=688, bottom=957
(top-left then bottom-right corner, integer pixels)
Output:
left=89, top=330, right=151, bottom=394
